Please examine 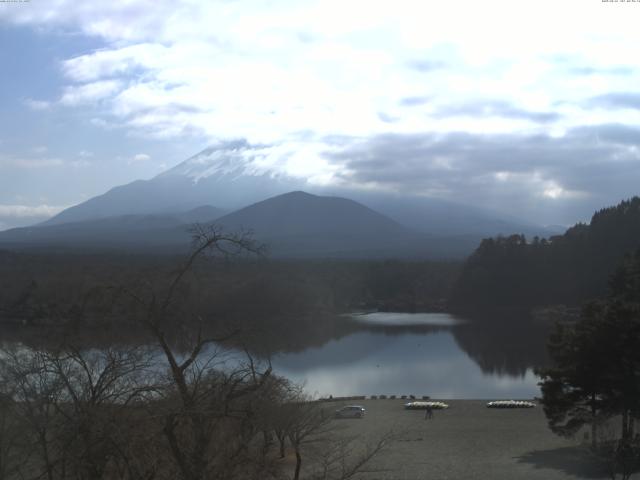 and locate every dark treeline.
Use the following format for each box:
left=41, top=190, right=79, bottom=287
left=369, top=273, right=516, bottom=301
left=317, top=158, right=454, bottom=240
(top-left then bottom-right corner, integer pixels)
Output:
left=451, top=197, right=640, bottom=310
left=0, top=248, right=460, bottom=353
